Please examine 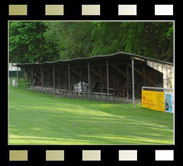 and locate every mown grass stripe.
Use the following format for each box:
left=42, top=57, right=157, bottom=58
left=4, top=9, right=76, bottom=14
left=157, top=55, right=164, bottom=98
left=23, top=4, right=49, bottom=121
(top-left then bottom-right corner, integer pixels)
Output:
left=9, top=83, right=173, bottom=145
